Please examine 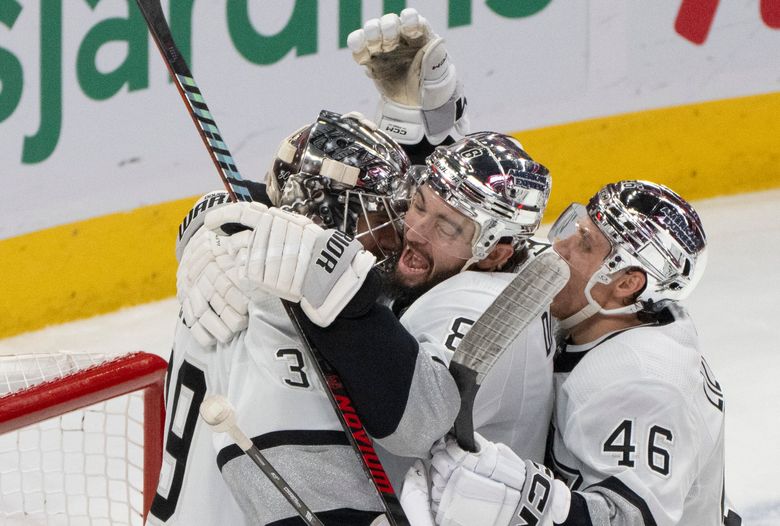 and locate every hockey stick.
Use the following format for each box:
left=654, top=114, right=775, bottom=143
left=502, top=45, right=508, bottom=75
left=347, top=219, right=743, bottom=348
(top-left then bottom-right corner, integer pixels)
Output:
left=135, top=0, right=252, bottom=203
left=135, top=1, right=408, bottom=523
left=200, top=395, right=325, bottom=526
left=448, top=251, right=570, bottom=452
